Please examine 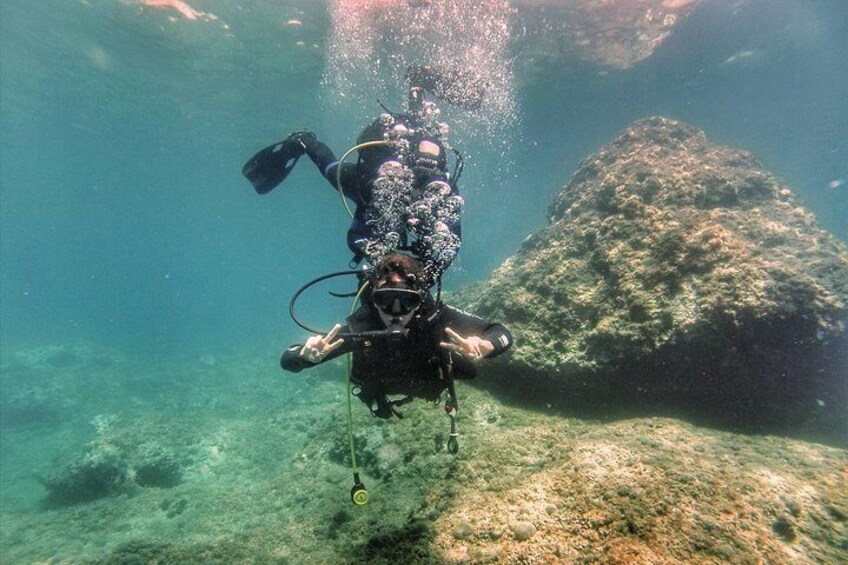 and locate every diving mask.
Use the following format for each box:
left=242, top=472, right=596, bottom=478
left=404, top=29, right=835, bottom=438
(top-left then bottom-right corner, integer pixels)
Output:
left=372, top=288, right=422, bottom=316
